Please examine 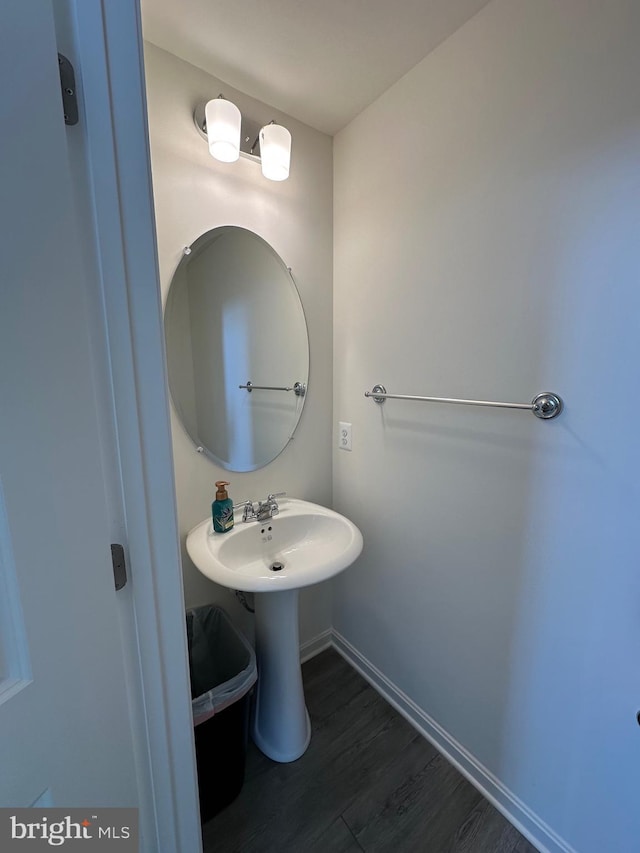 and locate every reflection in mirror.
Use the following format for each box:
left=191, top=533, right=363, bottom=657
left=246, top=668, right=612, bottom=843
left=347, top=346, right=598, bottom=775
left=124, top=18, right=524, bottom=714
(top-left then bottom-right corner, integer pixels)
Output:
left=164, top=227, right=309, bottom=472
